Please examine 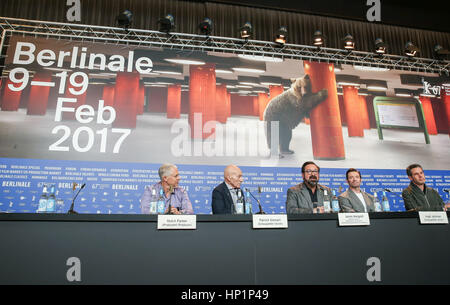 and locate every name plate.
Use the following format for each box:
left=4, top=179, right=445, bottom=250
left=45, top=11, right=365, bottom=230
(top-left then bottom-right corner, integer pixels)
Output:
left=338, top=213, right=370, bottom=226
left=418, top=211, right=449, bottom=224
left=157, top=215, right=197, bottom=230
left=252, top=214, right=288, bottom=229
